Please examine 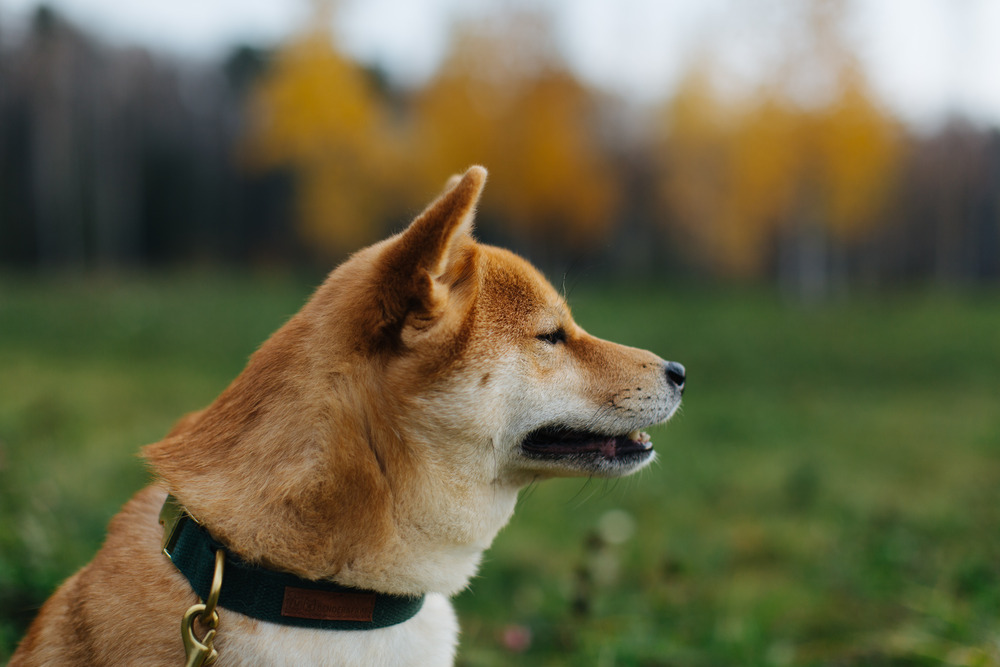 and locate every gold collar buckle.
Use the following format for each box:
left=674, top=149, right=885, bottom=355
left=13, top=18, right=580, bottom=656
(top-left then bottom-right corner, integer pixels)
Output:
left=158, top=494, right=186, bottom=557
